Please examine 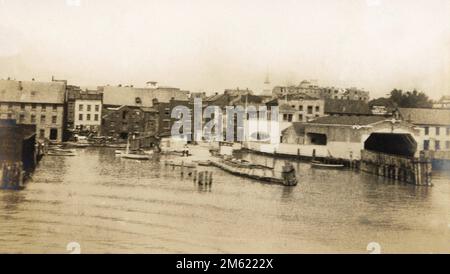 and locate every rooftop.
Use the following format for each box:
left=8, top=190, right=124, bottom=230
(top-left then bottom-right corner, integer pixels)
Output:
left=308, top=115, right=386, bottom=126
left=325, top=99, right=371, bottom=115
left=102, top=85, right=189, bottom=107
left=398, top=108, right=450, bottom=125
left=0, top=79, right=65, bottom=104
